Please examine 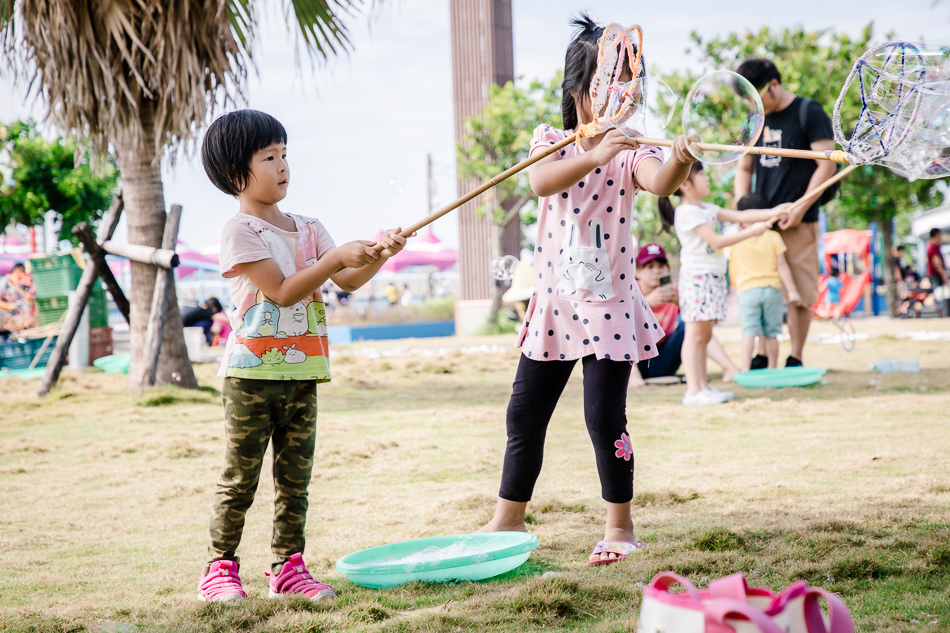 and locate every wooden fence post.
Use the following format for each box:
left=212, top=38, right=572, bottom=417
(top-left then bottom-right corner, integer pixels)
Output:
left=140, top=204, right=182, bottom=387
left=38, top=194, right=124, bottom=396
